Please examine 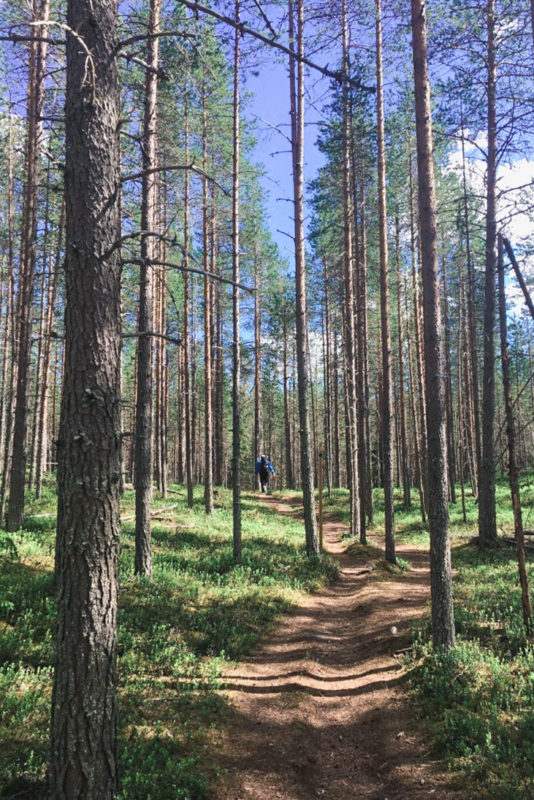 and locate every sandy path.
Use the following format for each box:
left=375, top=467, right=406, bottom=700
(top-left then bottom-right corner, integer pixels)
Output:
left=213, top=495, right=460, bottom=800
